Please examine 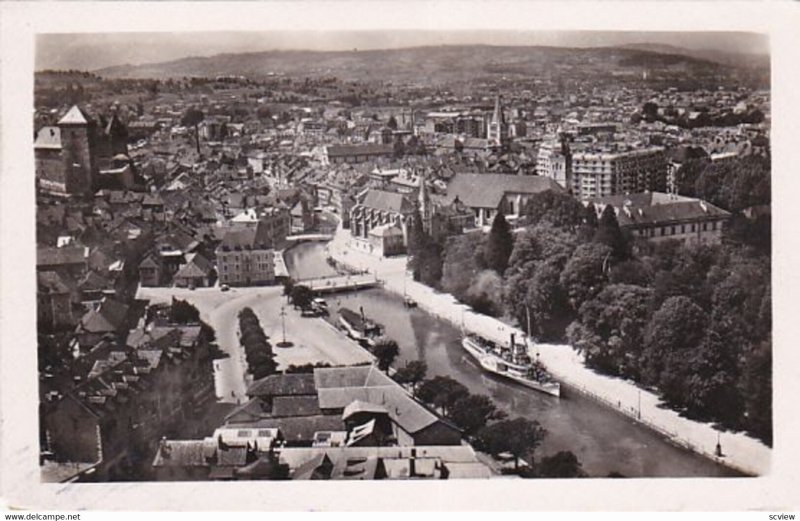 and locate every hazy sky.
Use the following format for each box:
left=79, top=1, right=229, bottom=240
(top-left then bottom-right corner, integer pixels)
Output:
left=36, top=30, right=769, bottom=71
